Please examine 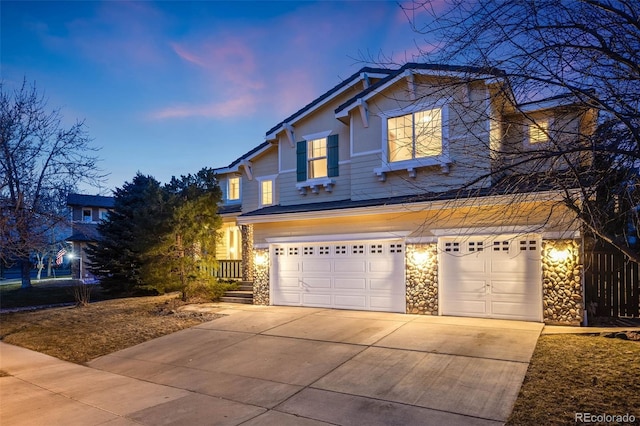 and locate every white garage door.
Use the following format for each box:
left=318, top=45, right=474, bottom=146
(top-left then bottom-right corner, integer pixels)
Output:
left=271, top=240, right=405, bottom=312
left=440, top=235, right=542, bottom=321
